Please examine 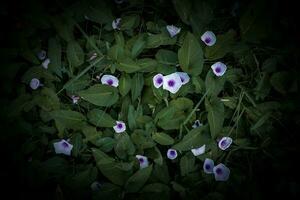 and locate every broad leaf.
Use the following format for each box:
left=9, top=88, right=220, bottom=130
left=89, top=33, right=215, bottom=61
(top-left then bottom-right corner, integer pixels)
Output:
left=205, top=96, right=224, bottom=139
left=87, top=109, right=115, bottom=127
left=125, top=165, right=153, bottom=193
